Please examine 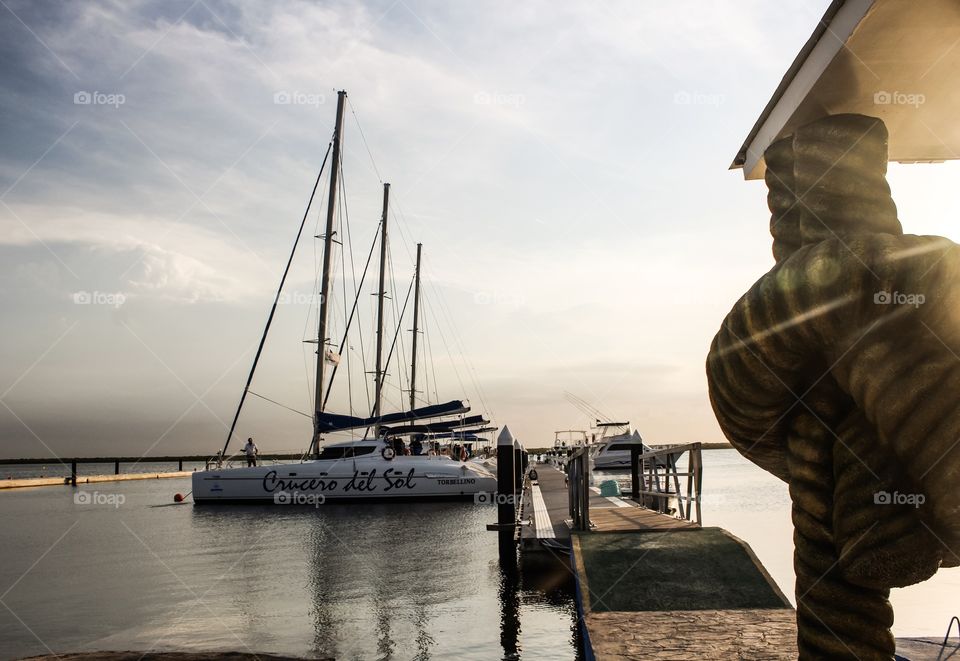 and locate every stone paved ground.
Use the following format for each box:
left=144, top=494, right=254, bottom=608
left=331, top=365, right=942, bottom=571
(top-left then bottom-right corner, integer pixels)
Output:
left=585, top=608, right=799, bottom=660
